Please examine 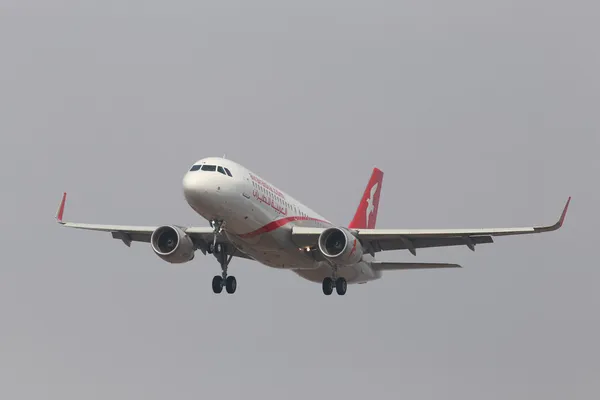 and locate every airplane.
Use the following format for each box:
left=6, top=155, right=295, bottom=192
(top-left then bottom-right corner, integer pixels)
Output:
left=55, top=157, right=571, bottom=296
